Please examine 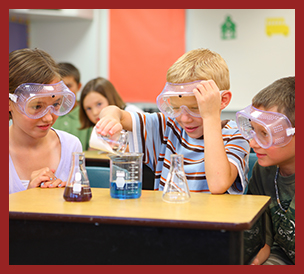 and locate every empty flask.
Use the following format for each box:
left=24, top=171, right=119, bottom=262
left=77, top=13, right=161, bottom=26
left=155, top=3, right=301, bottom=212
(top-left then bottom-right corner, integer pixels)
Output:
left=162, top=154, right=190, bottom=203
